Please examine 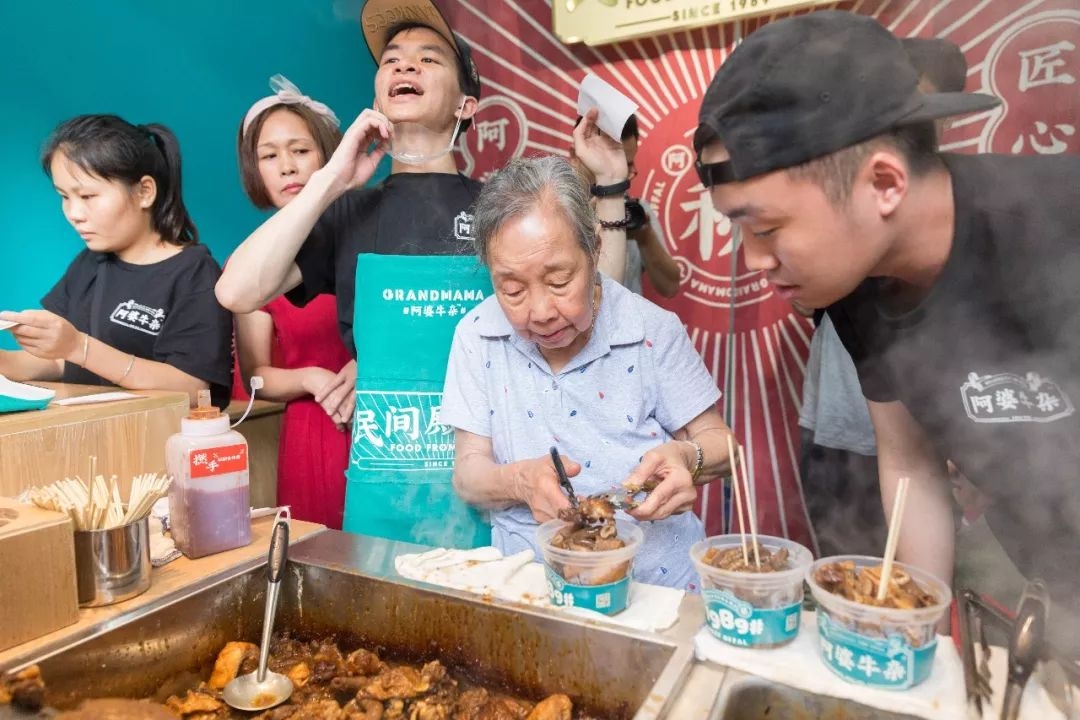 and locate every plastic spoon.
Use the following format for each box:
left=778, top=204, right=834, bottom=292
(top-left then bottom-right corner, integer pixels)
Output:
left=222, top=519, right=293, bottom=711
